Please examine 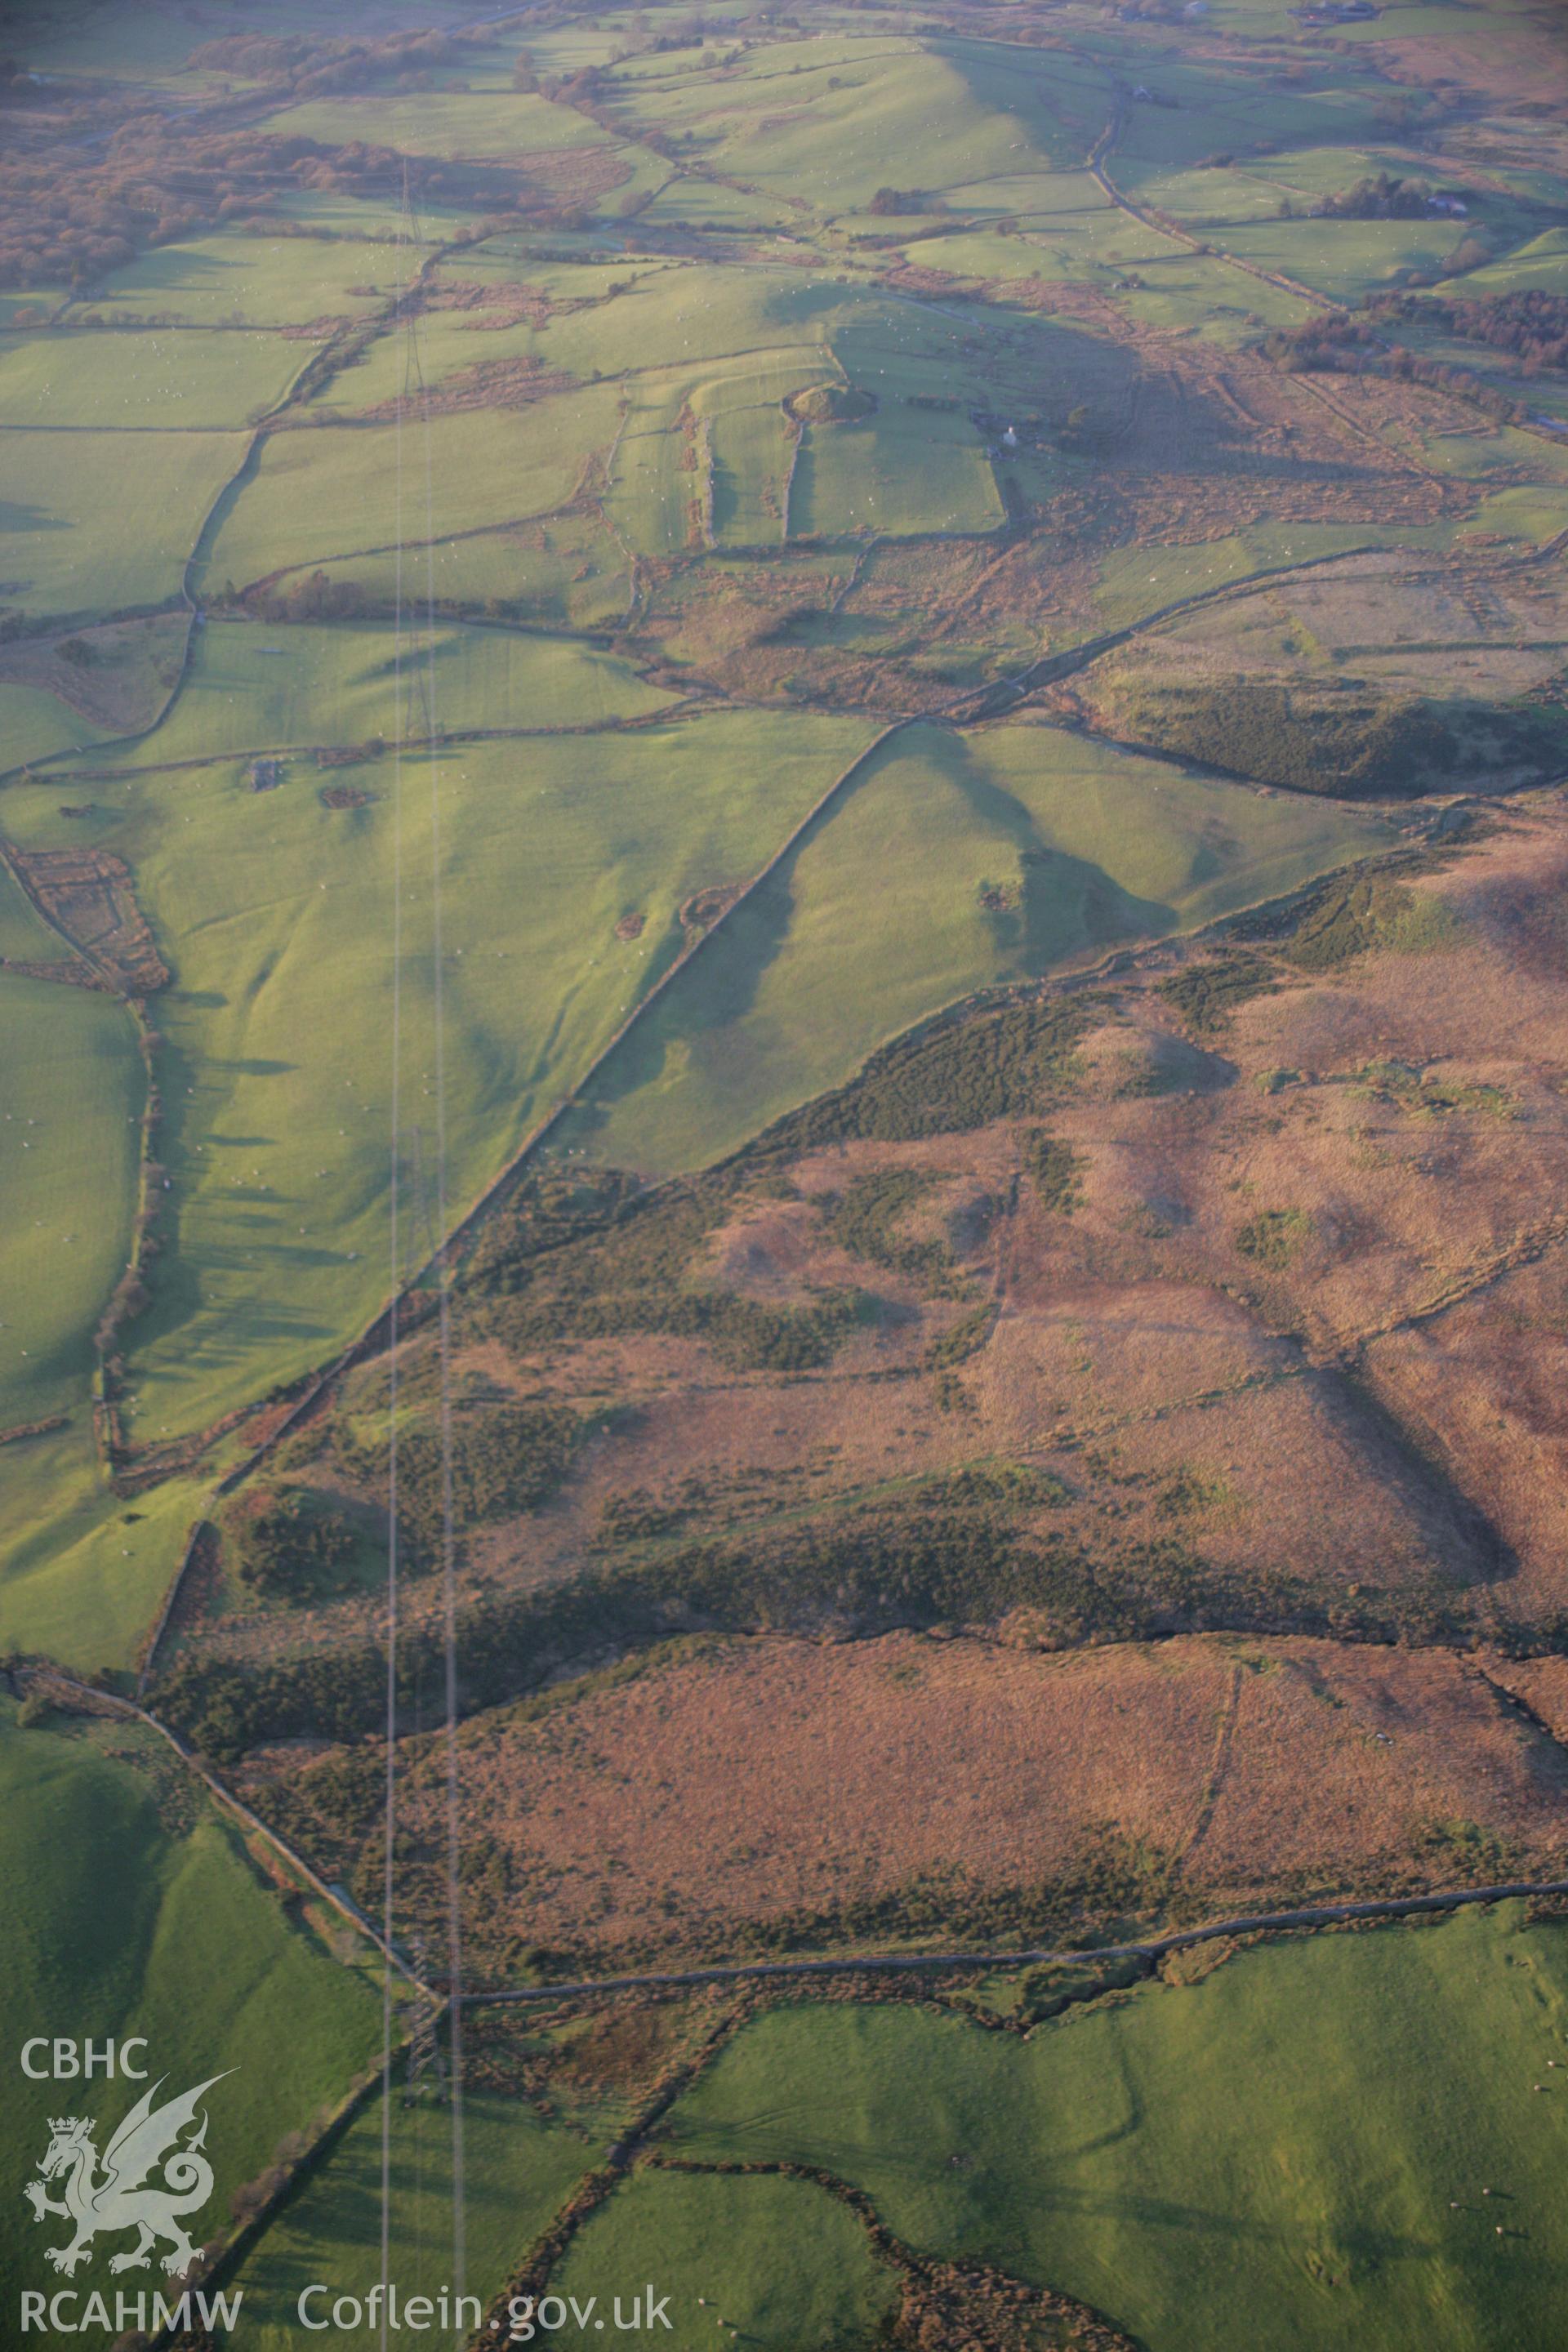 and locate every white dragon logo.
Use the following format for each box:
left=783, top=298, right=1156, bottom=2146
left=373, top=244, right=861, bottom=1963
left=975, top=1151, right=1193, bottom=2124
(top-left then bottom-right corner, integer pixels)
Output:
left=24, top=2073, right=230, bottom=2278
